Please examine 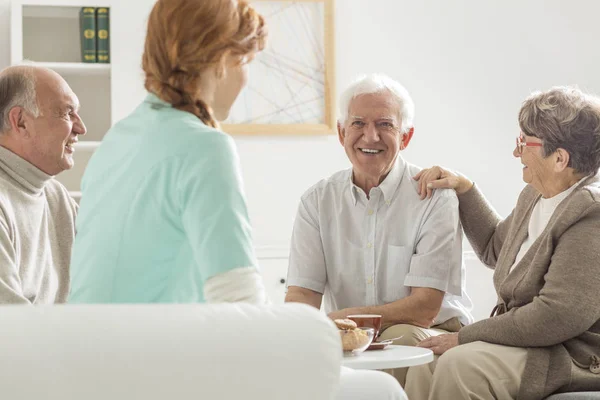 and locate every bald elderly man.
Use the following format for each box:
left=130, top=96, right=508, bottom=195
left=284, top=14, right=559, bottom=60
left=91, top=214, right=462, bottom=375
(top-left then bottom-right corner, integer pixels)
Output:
left=0, top=65, right=87, bottom=303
